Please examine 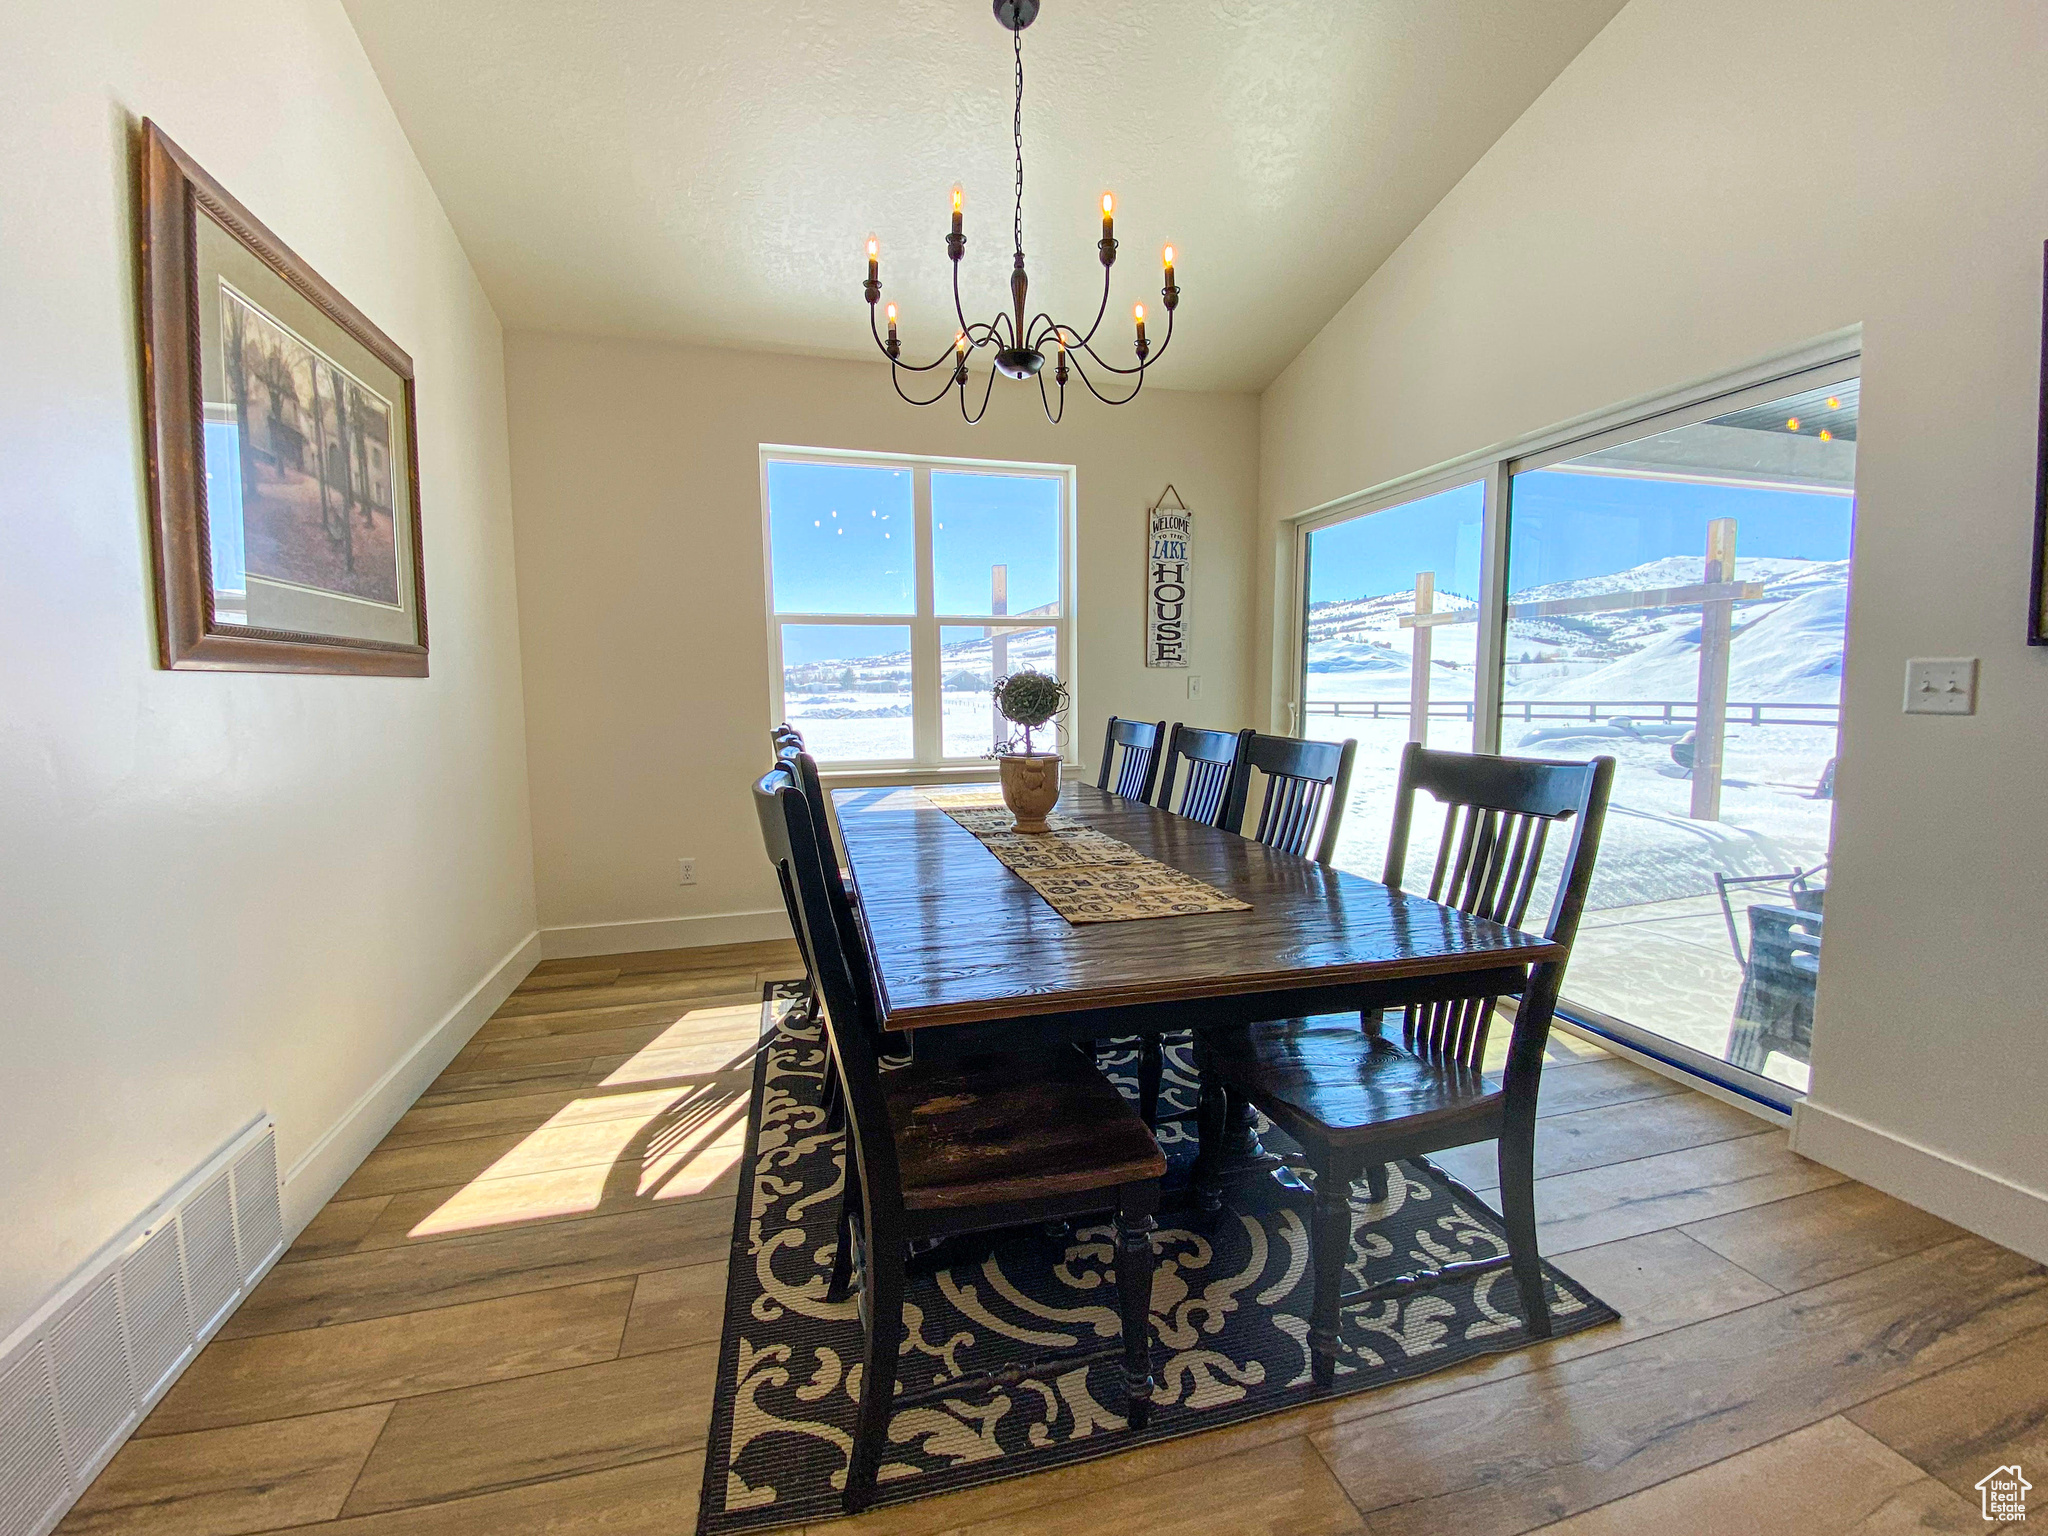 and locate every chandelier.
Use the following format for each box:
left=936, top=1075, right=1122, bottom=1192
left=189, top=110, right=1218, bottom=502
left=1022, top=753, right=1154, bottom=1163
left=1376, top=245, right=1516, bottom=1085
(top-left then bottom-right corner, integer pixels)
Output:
left=861, top=0, right=1178, bottom=423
